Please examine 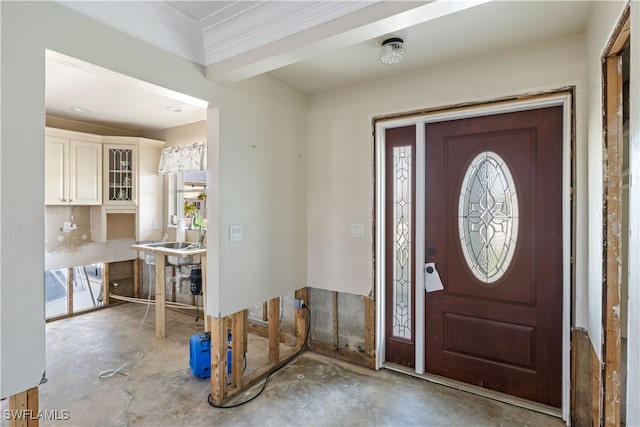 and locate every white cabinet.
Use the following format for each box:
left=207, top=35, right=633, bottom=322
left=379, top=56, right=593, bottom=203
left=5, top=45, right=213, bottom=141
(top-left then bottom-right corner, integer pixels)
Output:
left=91, top=137, right=164, bottom=242
left=45, top=129, right=102, bottom=205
